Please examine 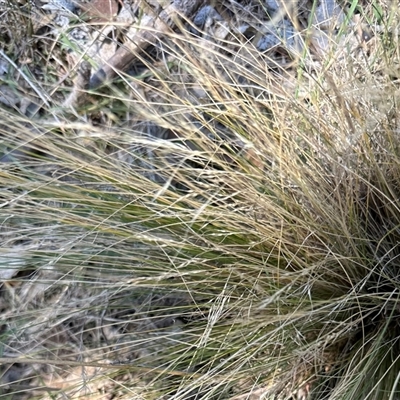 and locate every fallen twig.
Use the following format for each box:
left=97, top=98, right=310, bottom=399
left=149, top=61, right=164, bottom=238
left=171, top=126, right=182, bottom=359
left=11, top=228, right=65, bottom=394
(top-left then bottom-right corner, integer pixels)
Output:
left=89, top=0, right=204, bottom=88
